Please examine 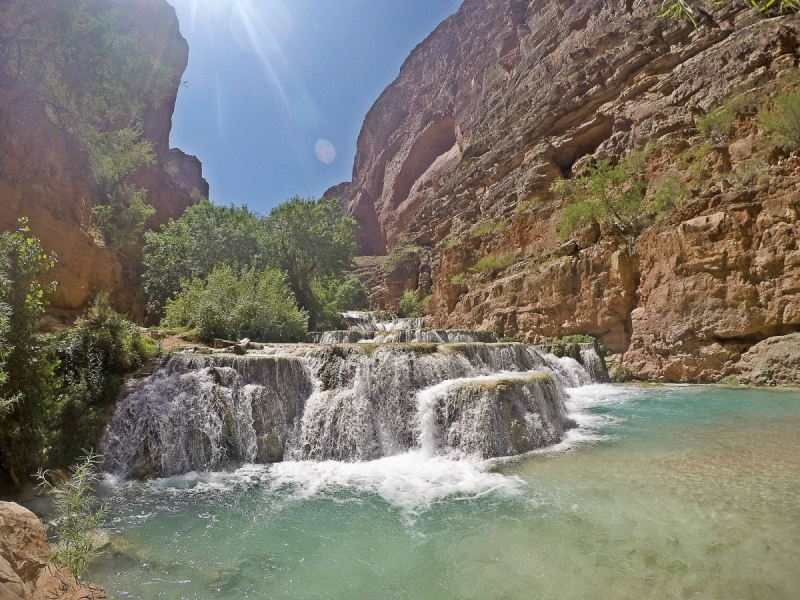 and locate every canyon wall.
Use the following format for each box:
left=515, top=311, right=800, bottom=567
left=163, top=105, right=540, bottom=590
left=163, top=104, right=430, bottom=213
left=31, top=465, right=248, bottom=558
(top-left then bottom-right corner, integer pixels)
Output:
left=0, top=0, right=206, bottom=316
left=328, top=0, right=800, bottom=383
